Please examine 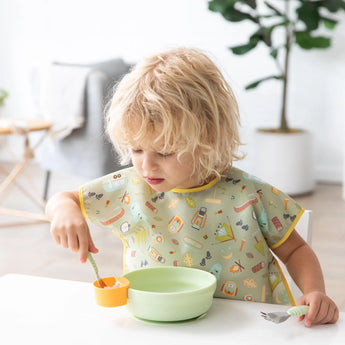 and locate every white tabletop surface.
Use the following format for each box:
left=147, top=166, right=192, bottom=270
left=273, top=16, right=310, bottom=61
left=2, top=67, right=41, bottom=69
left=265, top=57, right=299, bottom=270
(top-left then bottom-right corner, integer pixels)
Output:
left=0, top=274, right=343, bottom=345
